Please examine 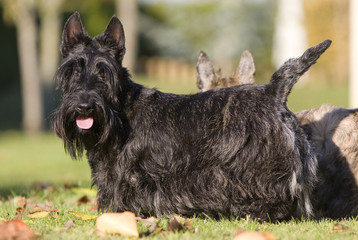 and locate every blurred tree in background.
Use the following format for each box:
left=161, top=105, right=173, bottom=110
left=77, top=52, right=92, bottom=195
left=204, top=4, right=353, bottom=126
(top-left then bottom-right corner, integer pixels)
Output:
left=305, top=0, right=349, bottom=85
left=138, top=0, right=275, bottom=78
left=2, top=0, right=43, bottom=134
left=0, top=0, right=350, bottom=133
